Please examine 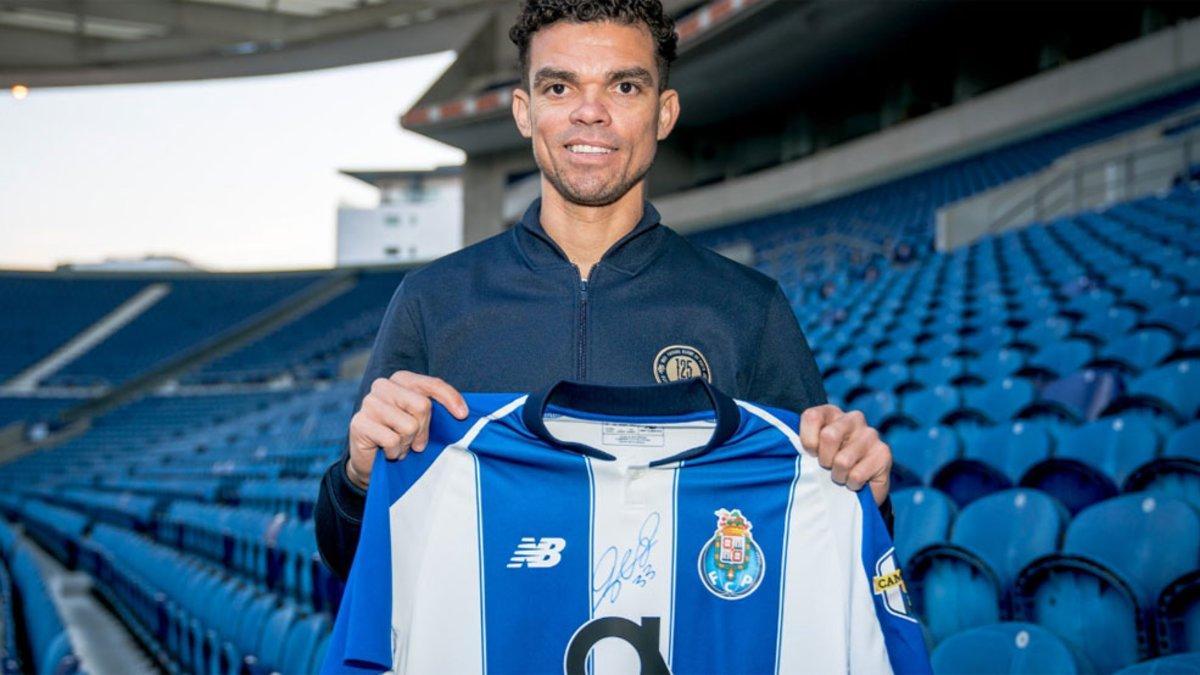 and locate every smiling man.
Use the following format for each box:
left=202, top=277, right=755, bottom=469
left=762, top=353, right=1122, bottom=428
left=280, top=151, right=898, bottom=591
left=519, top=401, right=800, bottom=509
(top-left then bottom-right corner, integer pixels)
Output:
left=314, top=0, right=895, bottom=582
